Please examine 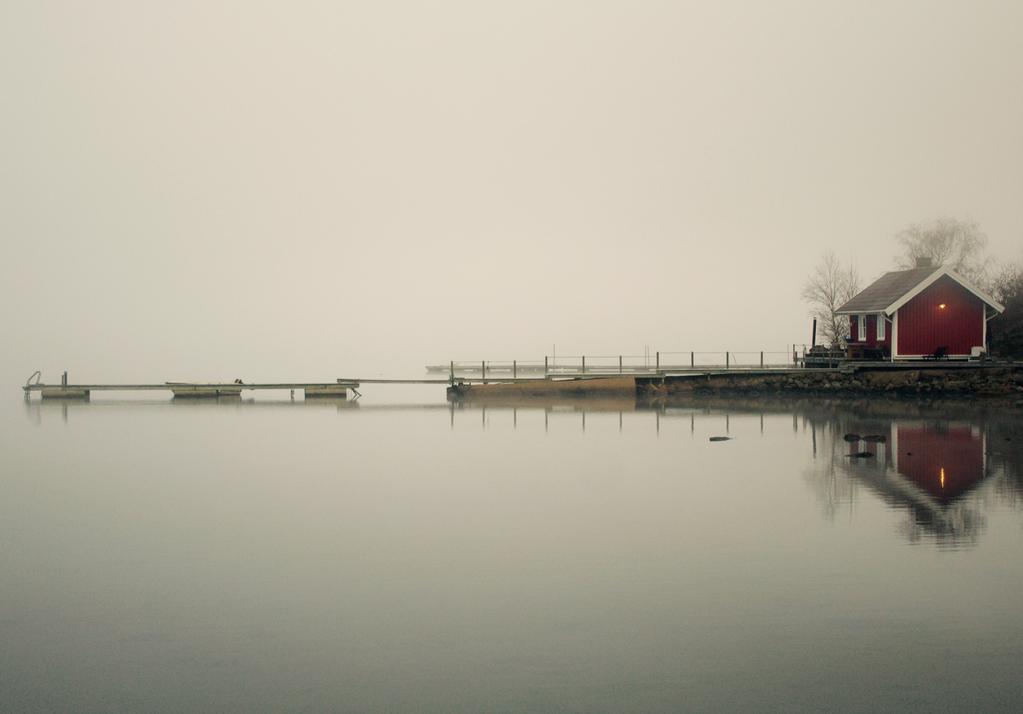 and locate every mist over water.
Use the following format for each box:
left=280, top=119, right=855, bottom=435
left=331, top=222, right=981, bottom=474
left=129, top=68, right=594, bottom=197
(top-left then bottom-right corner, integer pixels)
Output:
left=4, top=391, right=1023, bottom=712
